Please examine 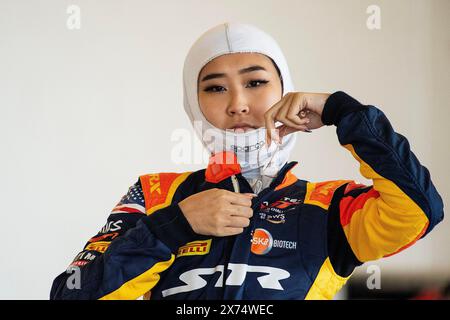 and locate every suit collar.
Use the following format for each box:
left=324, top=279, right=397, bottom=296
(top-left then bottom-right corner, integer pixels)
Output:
left=205, top=151, right=298, bottom=191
